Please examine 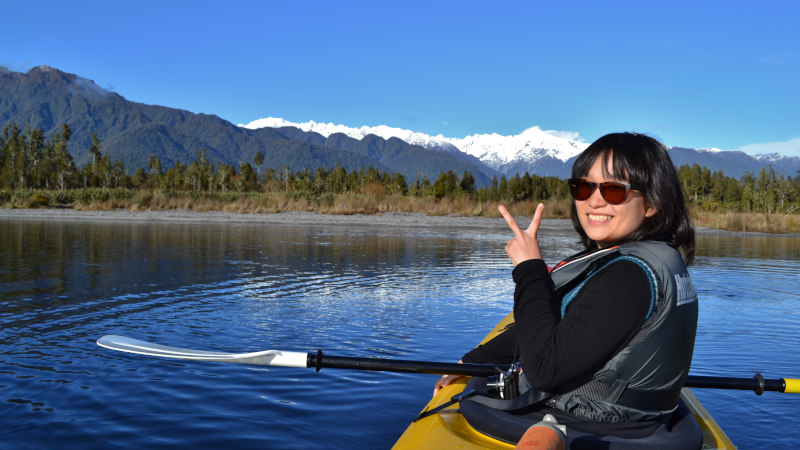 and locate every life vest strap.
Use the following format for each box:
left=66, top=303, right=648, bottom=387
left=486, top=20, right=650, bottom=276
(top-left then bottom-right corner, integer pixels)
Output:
left=559, top=379, right=682, bottom=412
left=463, top=387, right=554, bottom=411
